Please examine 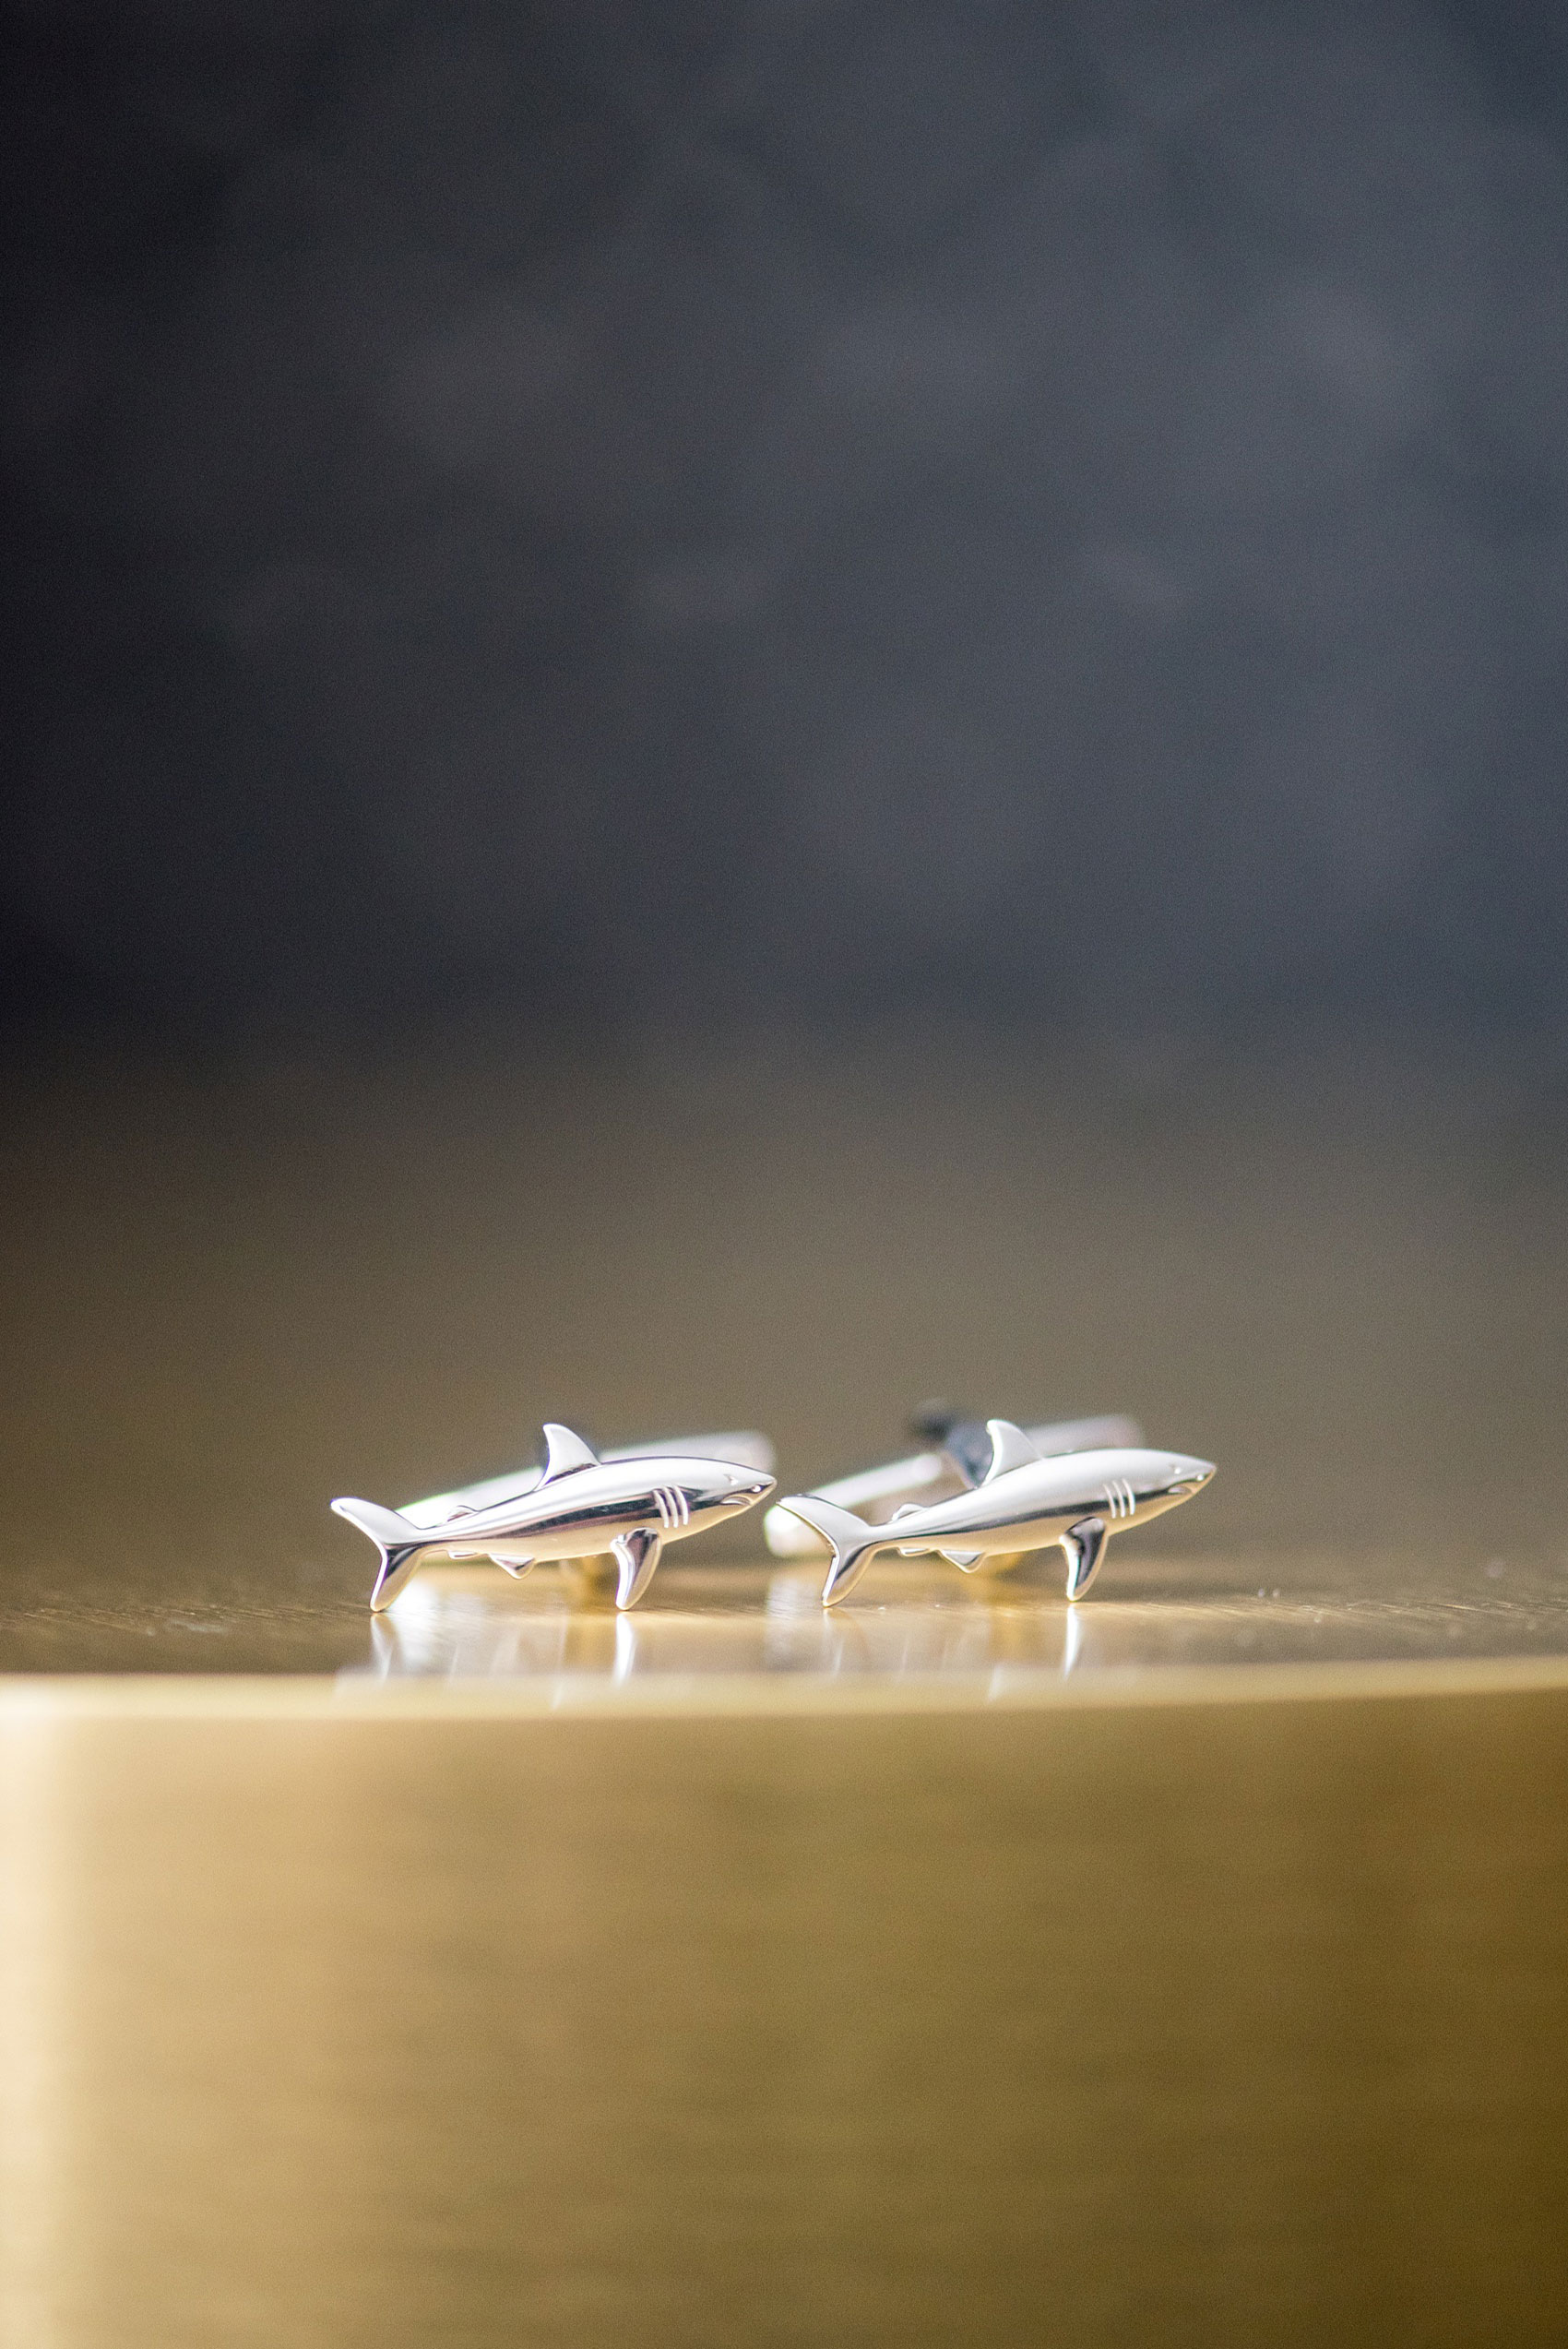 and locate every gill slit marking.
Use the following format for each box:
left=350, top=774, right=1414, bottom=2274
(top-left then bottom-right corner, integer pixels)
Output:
left=651, top=1485, right=687, bottom=1532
